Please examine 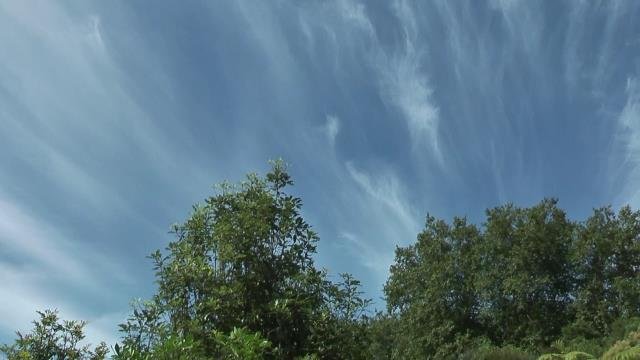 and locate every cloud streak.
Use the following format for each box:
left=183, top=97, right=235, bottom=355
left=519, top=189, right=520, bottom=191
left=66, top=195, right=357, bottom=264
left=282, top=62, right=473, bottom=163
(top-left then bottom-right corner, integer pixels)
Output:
left=0, top=197, right=130, bottom=347
left=324, top=115, right=340, bottom=147
left=614, top=78, right=640, bottom=208
left=337, top=162, right=422, bottom=284
left=384, top=0, right=441, bottom=161
left=346, top=162, right=420, bottom=234
left=0, top=1, right=213, bottom=345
